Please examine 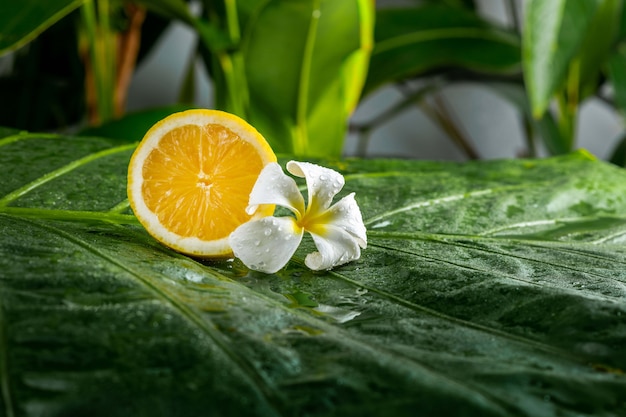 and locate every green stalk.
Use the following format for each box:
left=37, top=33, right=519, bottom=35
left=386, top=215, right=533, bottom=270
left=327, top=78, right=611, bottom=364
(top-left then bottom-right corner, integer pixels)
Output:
left=98, top=0, right=116, bottom=121
left=555, top=59, right=581, bottom=152
left=81, top=0, right=116, bottom=124
left=294, top=0, right=322, bottom=155
left=197, top=0, right=248, bottom=117
left=224, top=0, right=241, bottom=42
